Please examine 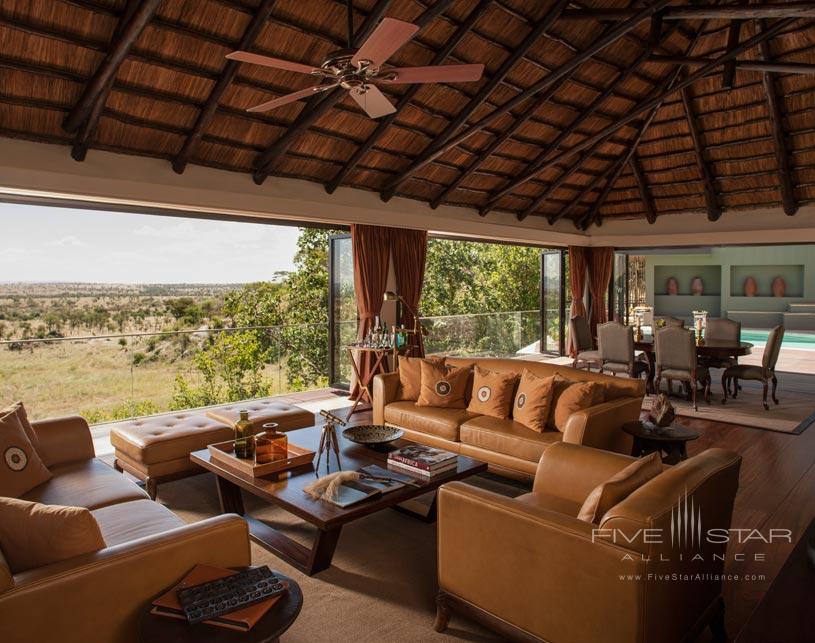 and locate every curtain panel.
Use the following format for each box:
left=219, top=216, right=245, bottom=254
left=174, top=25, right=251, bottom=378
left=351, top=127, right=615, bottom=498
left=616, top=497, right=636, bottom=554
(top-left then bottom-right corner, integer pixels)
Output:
left=567, top=246, right=590, bottom=356
left=587, top=246, right=614, bottom=338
